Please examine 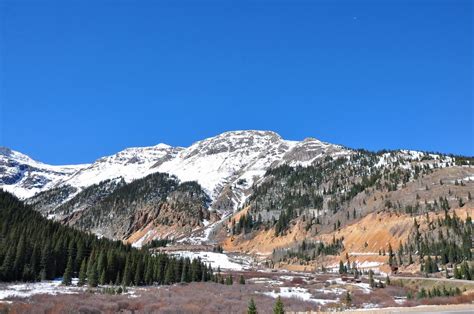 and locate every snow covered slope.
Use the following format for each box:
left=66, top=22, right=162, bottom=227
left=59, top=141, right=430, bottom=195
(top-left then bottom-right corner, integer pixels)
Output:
left=156, top=131, right=297, bottom=208
left=0, top=147, right=87, bottom=199
left=0, top=131, right=348, bottom=210
left=60, top=144, right=182, bottom=189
